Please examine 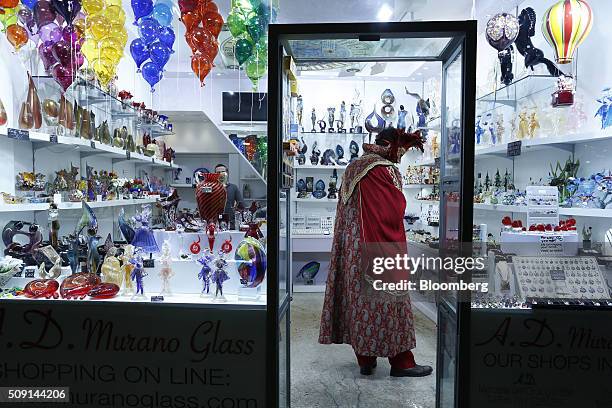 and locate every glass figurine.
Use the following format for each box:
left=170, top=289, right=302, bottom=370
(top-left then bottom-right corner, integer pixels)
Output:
left=101, top=247, right=123, bottom=287
left=212, top=256, right=229, bottom=301
left=158, top=240, right=174, bottom=295
left=528, top=111, right=540, bottom=139
left=296, top=95, right=303, bottom=131
left=517, top=111, right=529, bottom=140
left=310, top=108, right=317, bottom=132
left=130, top=253, right=147, bottom=300
left=397, top=105, right=408, bottom=130
left=131, top=205, right=160, bottom=254
left=120, top=244, right=136, bottom=295
left=335, top=144, right=347, bottom=166
left=475, top=115, right=484, bottom=145
left=310, top=141, right=321, bottom=165
left=197, top=254, right=213, bottom=297
left=509, top=116, right=517, bottom=141
left=327, top=107, right=336, bottom=132
left=349, top=140, right=359, bottom=163
left=595, top=87, right=612, bottom=129
left=339, top=101, right=346, bottom=132
left=495, top=113, right=505, bottom=144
